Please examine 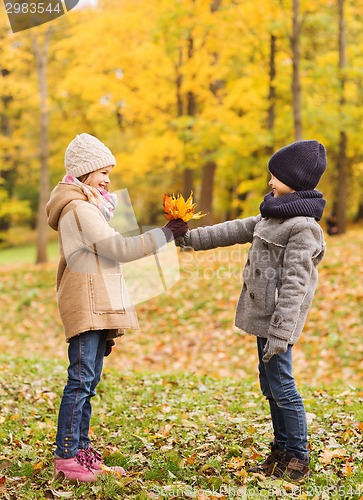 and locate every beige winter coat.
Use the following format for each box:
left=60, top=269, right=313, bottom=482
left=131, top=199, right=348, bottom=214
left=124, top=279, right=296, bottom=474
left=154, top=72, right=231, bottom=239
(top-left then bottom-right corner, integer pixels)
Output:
left=46, top=183, right=167, bottom=341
